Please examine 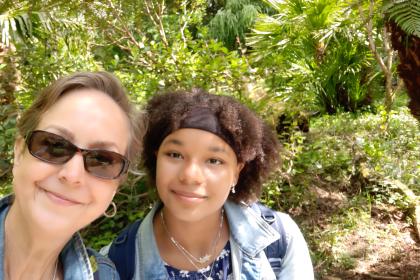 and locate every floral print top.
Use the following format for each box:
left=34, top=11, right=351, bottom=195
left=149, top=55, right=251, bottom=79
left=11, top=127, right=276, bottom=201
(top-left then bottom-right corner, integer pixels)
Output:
left=165, top=242, right=232, bottom=280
